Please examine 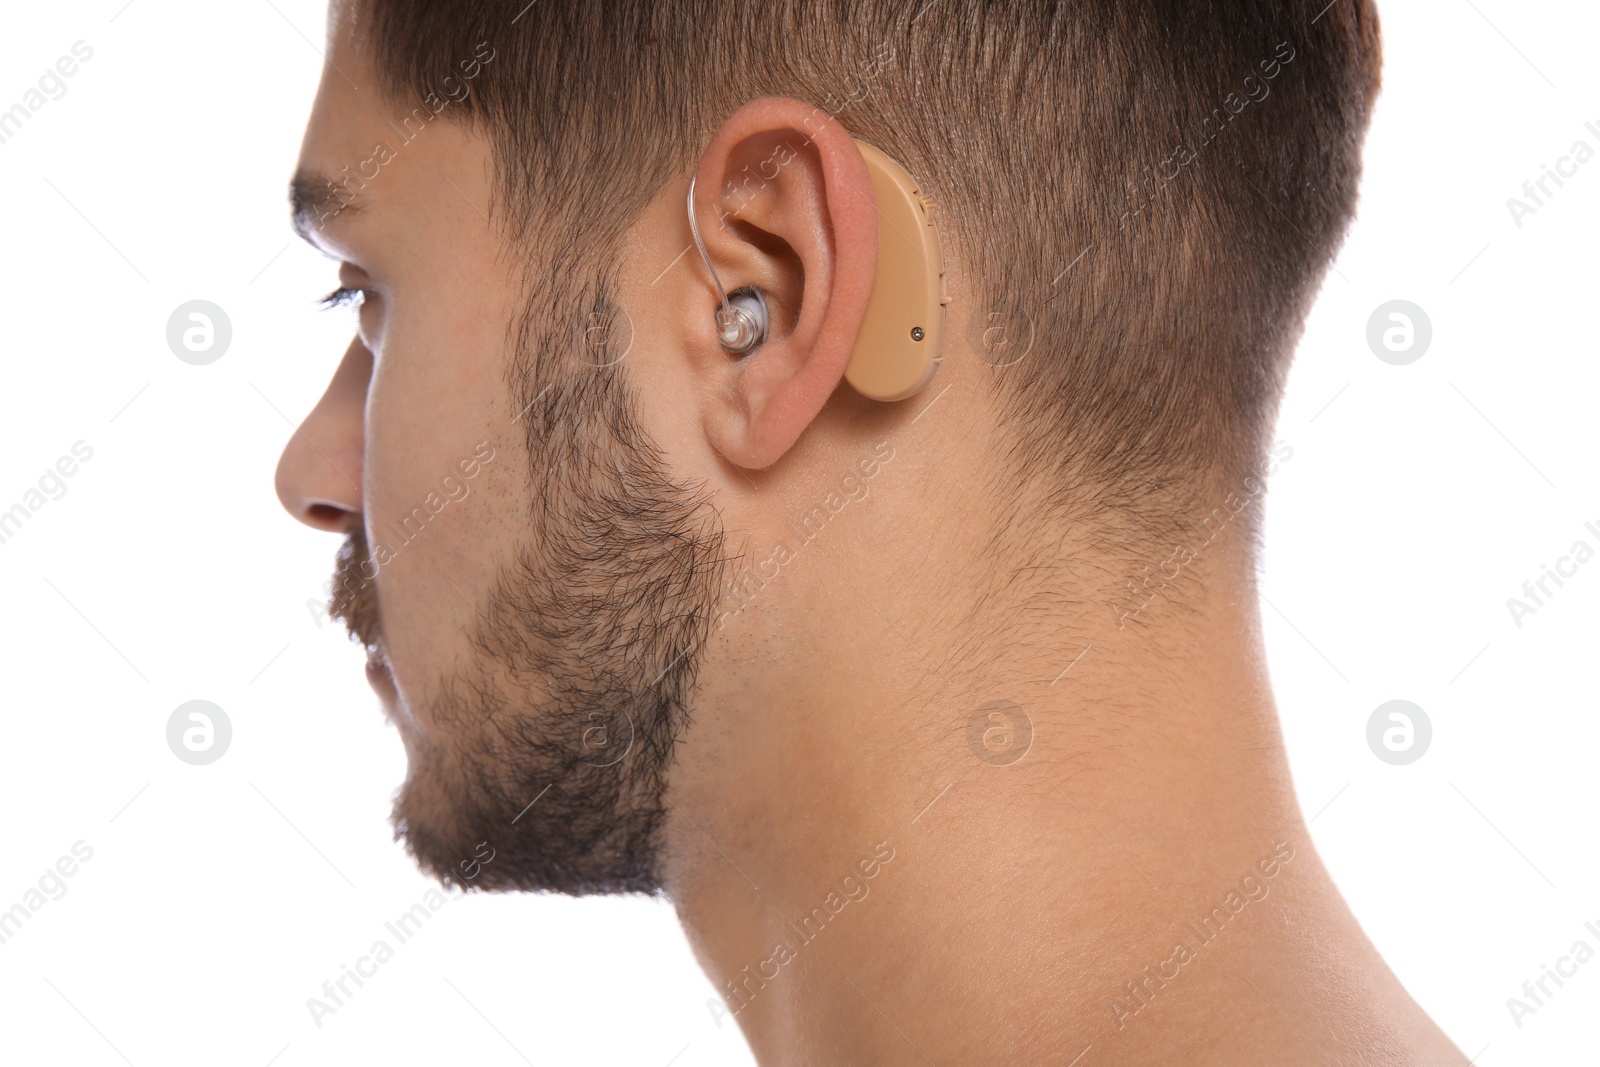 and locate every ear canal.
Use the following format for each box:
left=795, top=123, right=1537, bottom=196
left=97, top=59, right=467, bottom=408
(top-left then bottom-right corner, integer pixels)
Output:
left=717, top=287, right=768, bottom=354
